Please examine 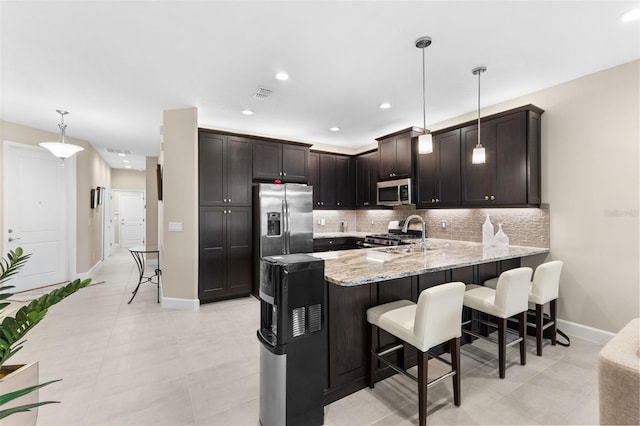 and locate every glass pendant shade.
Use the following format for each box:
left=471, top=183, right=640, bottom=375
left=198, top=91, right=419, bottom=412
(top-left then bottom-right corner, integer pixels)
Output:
left=39, top=110, right=84, bottom=161
left=418, top=133, right=433, bottom=154
left=472, top=145, right=486, bottom=164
